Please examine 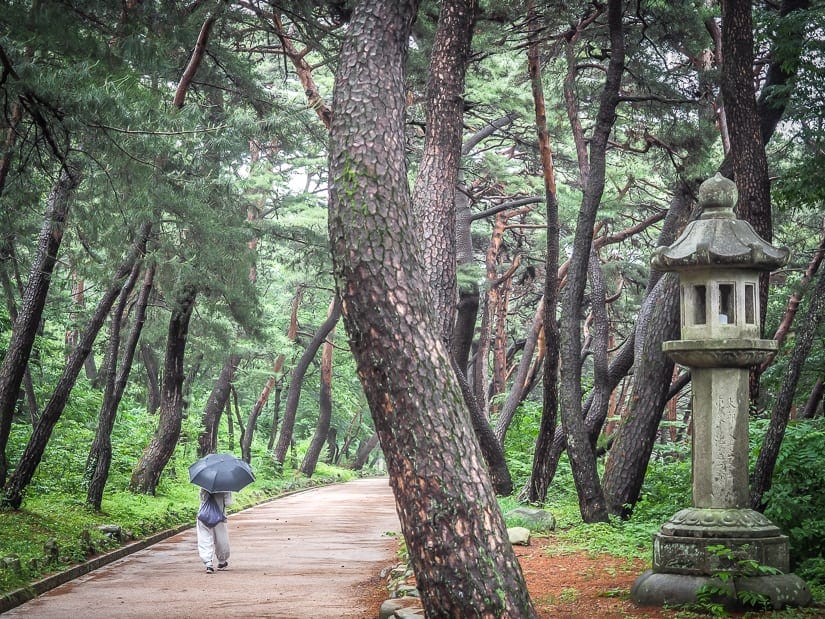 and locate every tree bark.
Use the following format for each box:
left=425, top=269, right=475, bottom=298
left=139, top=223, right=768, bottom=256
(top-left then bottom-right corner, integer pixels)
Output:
left=86, top=260, right=155, bottom=510
left=352, top=433, right=380, bottom=471
left=273, top=295, right=342, bottom=465
left=141, top=343, right=161, bottom=415
left=721, top=0, right=774, bottom=403
left=558, top=0, right=623, bottom=524
left=129, top=284, right=197, bottom=495
left=800, top=379, right=823, bottom=420
left=2, top=223, right=151, bottom=509
left=523, top=0, right=562, bottom=503
left=411, top=0, right=475, bottom=352
left=751, top=267, right=825, bottom=510
left=0, top=240, right=38, bottom=426
left=198, top=353, right=241, bottom=458
left=0, top=163, right=81, bottom=485
left=328, top=1, right=535, bottom=614
left=299, top=300, right=337, bottom=477
left=494, top=297, right=544, bottom=445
